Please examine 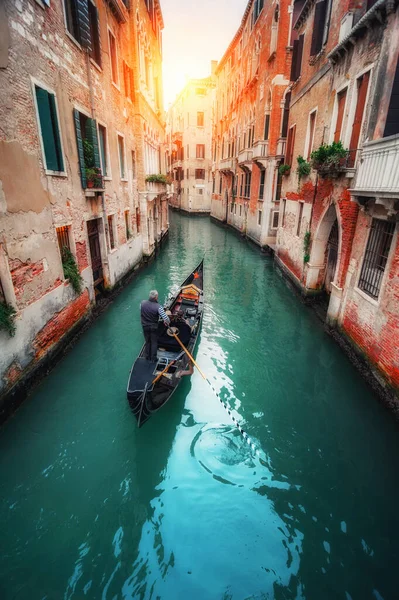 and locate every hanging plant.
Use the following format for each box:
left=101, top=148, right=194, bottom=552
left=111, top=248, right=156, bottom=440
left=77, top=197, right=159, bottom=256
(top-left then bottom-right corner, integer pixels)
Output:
left=278, top=163, right=291, bottom=177
left=303, top=230, right=311, bottom=263
left=61, top=247, right=83, bottom=294
left=296, top=155, right=311, bottom=179
left=310, top=141, right=349, bottom=176
left=145, top=174, right=170, bottom=184
left=0, top=301, right=17, bottom=337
